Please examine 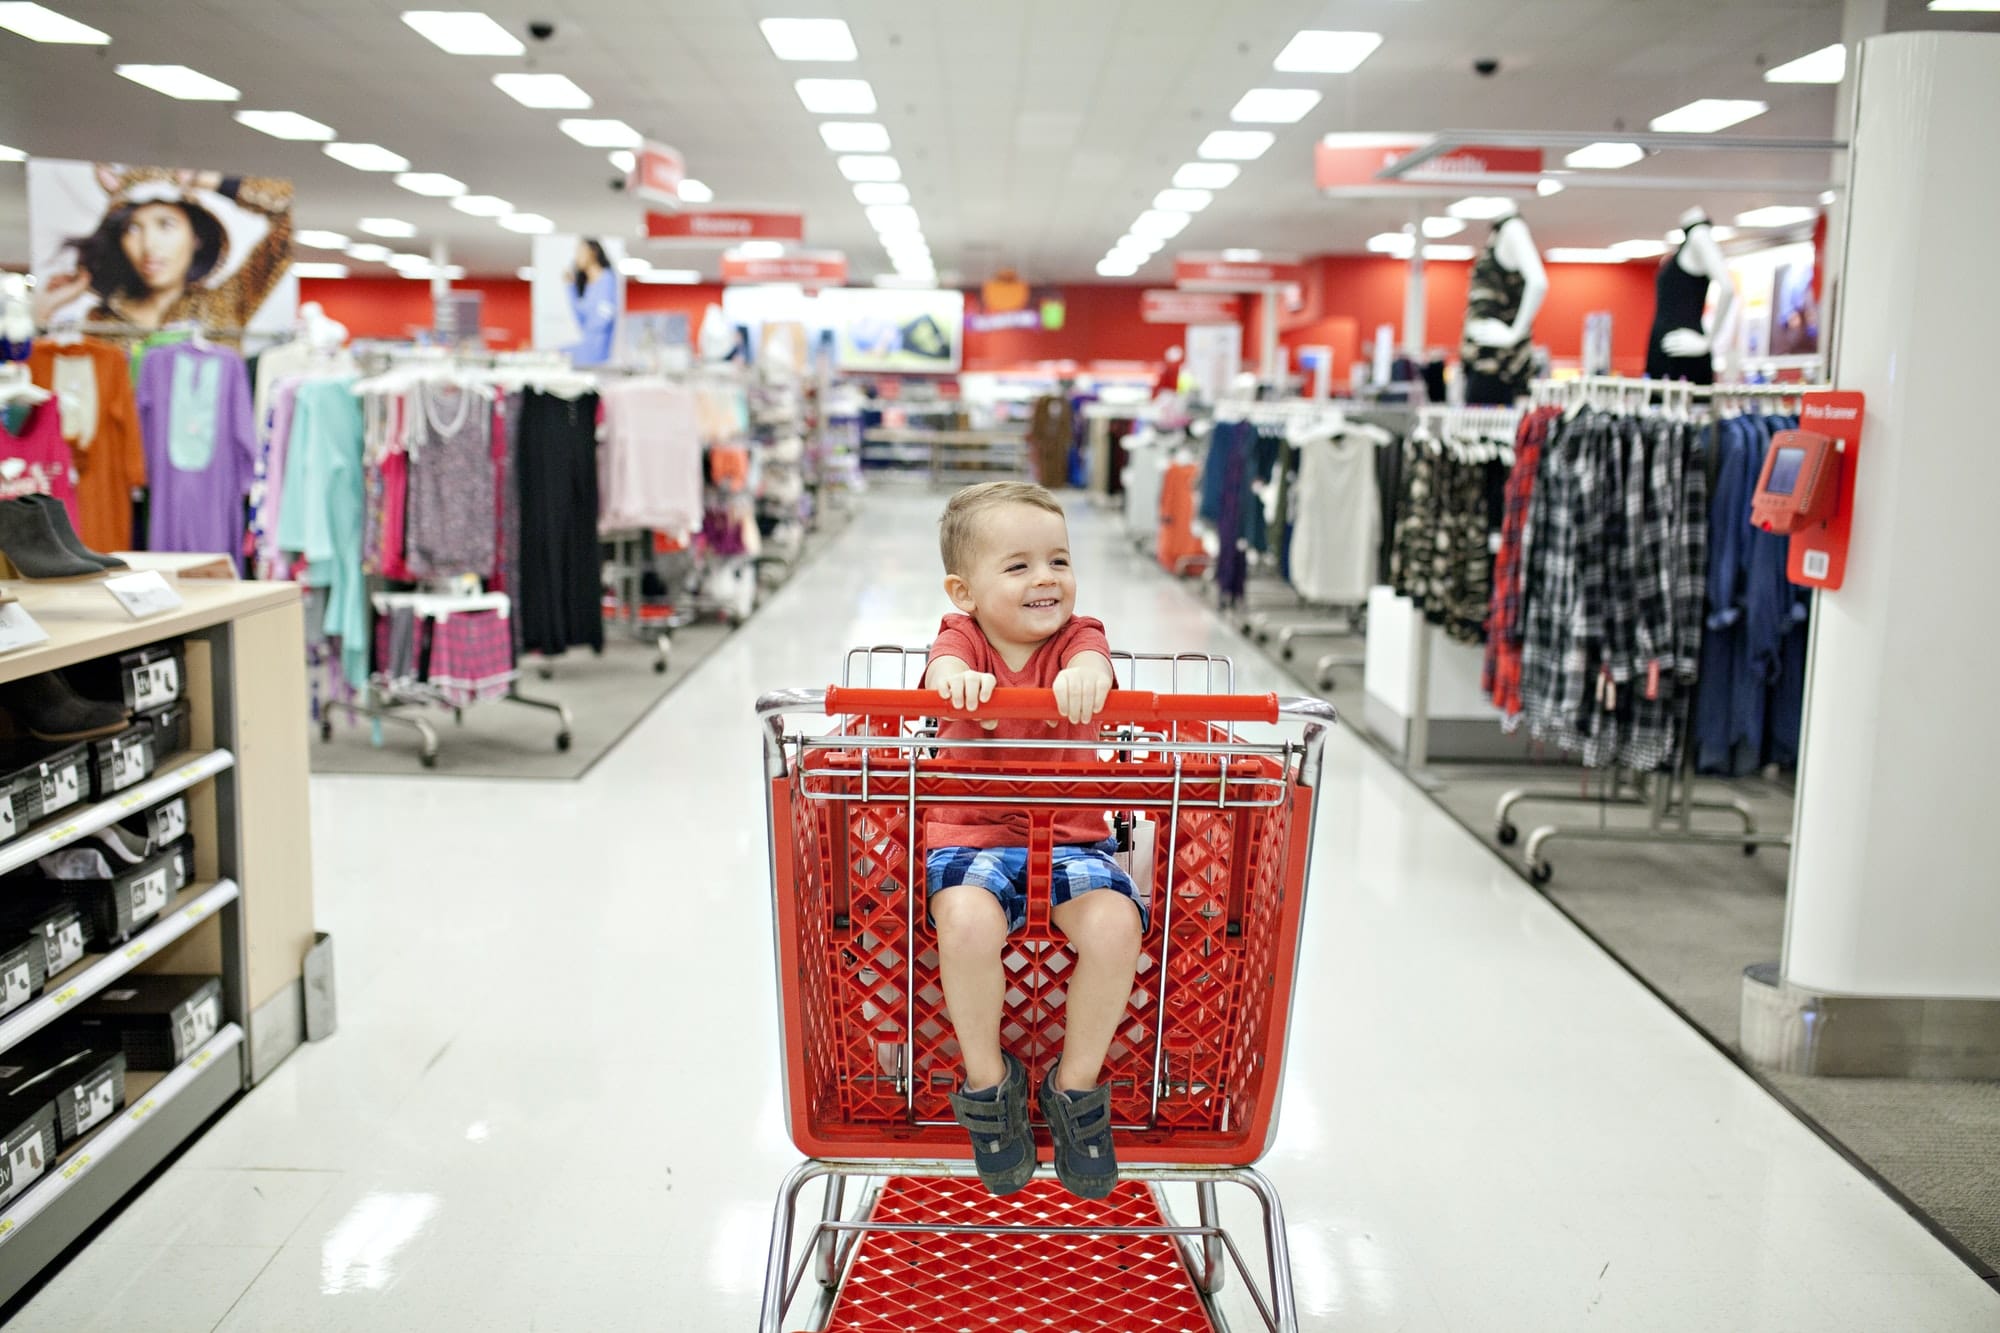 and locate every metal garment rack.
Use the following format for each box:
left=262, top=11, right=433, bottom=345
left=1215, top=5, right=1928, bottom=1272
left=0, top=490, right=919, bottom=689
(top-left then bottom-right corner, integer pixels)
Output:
left=1494, top=374, right=1828, bottom=881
